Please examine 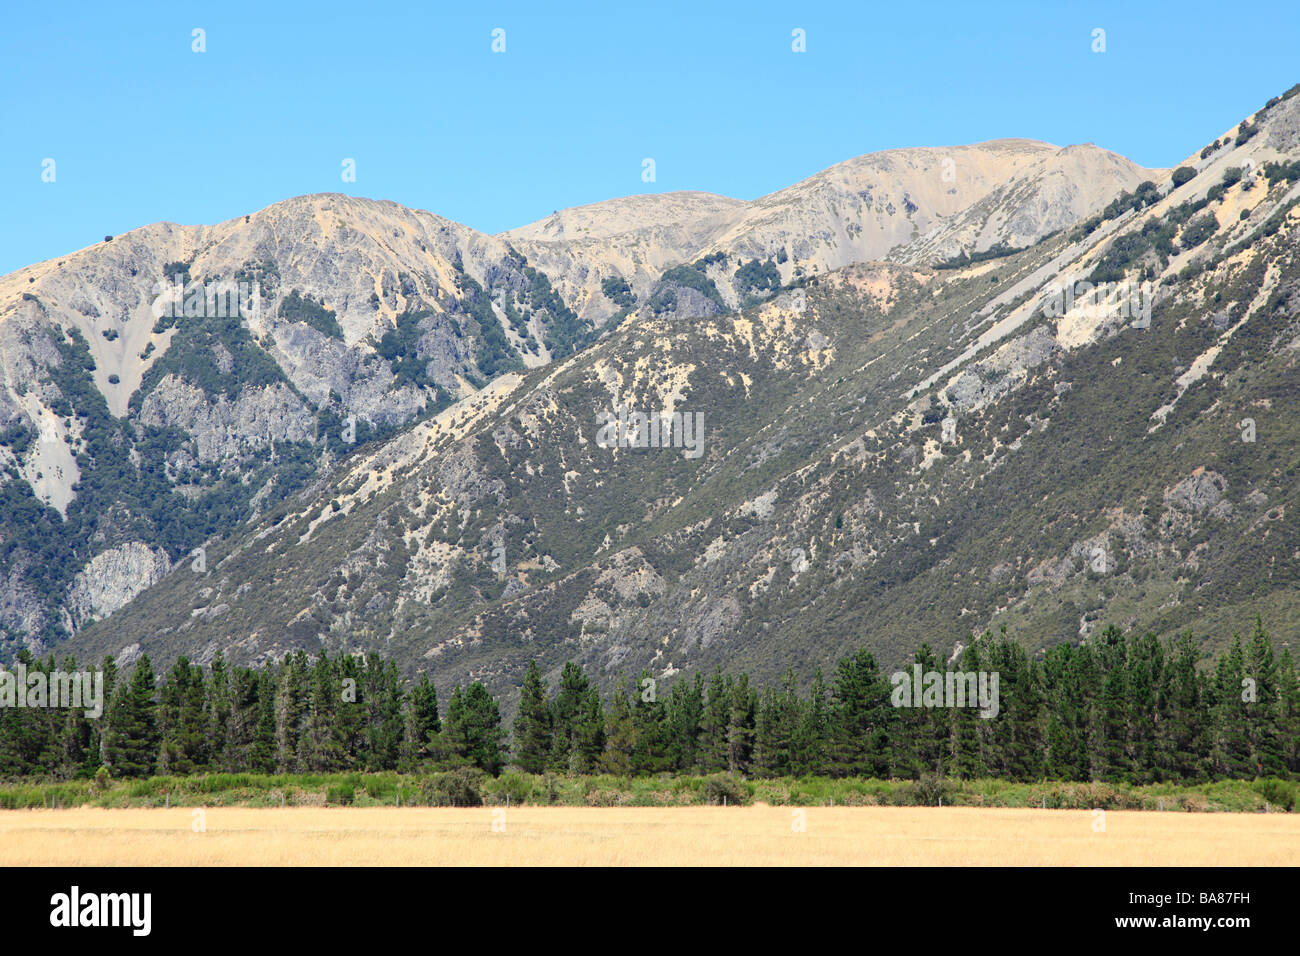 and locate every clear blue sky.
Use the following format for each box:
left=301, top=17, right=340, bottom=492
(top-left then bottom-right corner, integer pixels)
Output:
left=2, top=0, right=1296, bottom=275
